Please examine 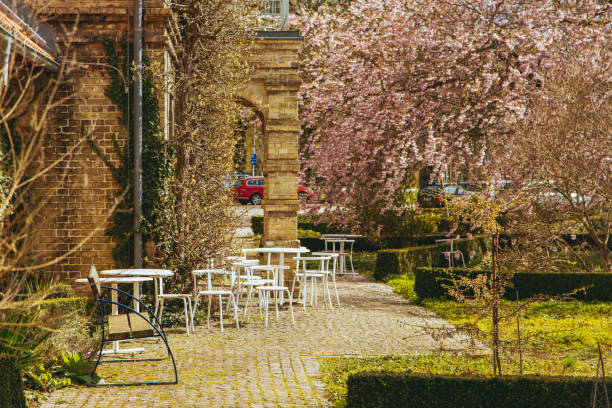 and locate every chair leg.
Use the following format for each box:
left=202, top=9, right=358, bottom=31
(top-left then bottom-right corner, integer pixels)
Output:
left=207, top=295, right=212, bottom=329
left=158, top=298, right=165, bottom=325
left=286, top=289, right=295, bottom=327
left=264, top=291, right=269, bottom=328
left=325, top=277, right=333, bottom=309
left=182, top=298, right=190, bottom=336
left=188, top=298, right=195, bottom=333
left=274, top=290, right=279, bottom=322
left=243, top=285, right=252, bottom=321
left=219, top=295, right=224, bottom=334
left=231, top=293, right=239, bottom=329
left=333, top=274, right=340, bottom=306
